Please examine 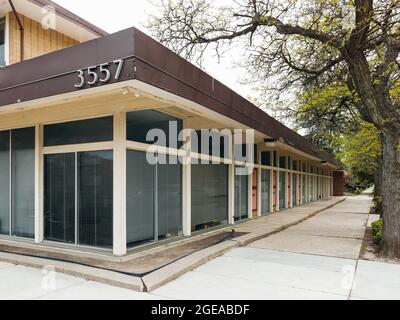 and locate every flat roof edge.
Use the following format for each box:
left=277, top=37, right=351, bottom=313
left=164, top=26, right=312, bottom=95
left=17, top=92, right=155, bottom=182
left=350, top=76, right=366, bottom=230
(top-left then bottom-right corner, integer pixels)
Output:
left=0, top=26, right=341, bottom=167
